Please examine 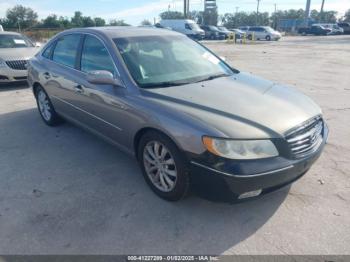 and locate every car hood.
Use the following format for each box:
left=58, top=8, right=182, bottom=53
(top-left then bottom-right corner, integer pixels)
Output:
left=0, top=47, right=39, bottom=61
left=142, top=72, right=322, bottom=139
